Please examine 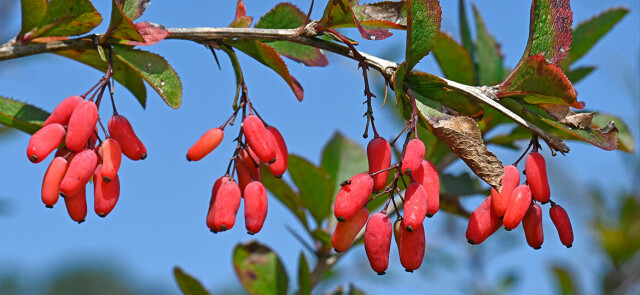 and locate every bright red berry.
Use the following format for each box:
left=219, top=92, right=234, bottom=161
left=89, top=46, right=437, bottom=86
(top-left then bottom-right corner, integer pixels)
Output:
left=334, top=173, right=374, bottom=222
left=403, top=182, right=427, bottom=232
left=550, top=203, right=574, bottom=248
left=59, top=149, right=98, bottom=198
left=108, top=115, right=147, bottom=161
left=503, top=185, right=532, bottom=230
left=331, top=207, right=369, bottom=252
left=244, top=181, right=268, bottom=235
left=411, top=159, right=440, bottom=217
left=401, top=139, right=425, bottom=176
left=466, top=196, right=502, bottom=244
left=209, top=176, right=241, bottom=232
left=93, top=164, right=120, bottom=217
left=27, top=123, right=66, bottom=163
left=242, top=115, right=276, bottom=164
left=235, top=147, right=261, bottom=195
left=65, top=100, right=98, bottom=152
left=41, top=156, right=68, bottom=208
left=398, top=221, right=425, bottom=272
left=525, top=152, right=550, bottom=203
left=100, top=138, right=122, bottom=183
left=266, top=126, right=288, bottom=178
left=364, top=212, right=392, bottom=275
left=367, top=137, right=392, bottom=192
left=43, top=95, right=83, bottom=126
left=64, top=186, right=87, bottom=223
left=491, top=164, right=521, bottom=218
left=206, top=176, right=224, bottom=232
left=187, top=127, right=224, bottom=162
left=522, top=202, right=544, bottom=249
